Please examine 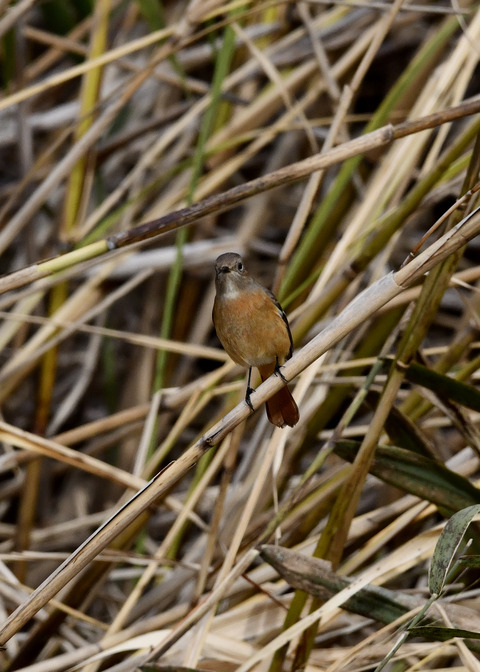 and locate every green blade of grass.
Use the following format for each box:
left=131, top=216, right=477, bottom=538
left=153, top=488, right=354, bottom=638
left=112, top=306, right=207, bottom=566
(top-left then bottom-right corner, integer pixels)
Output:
left=429, top=504, right=480, bottom=595
left=405, top=362, right=480, bottom=412
left=334, top=441, right=480, bottom=515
